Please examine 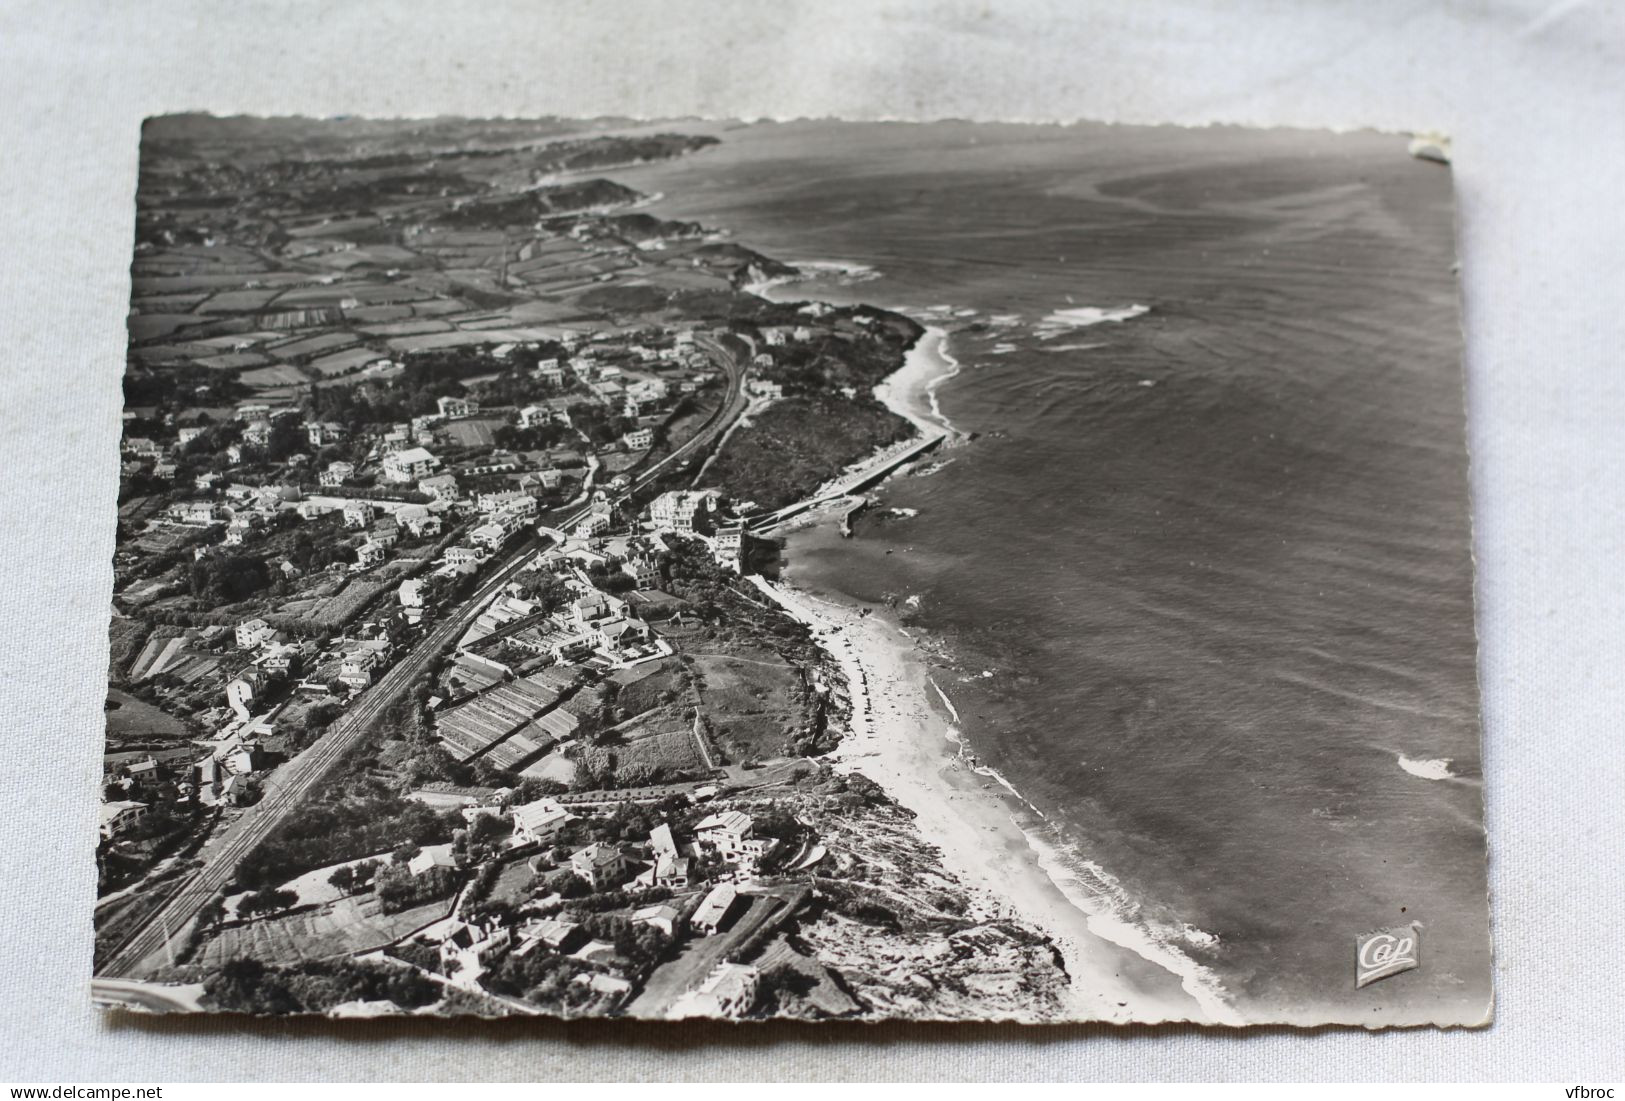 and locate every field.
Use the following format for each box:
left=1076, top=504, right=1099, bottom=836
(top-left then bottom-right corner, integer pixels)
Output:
left=310, top=347, right=385, bottom=377
left=580, top=719, right=708, bottom=785
left=487, top=860, right=535, bottom=908
left=196, top=289, right=281, bottom=313
left=104, top=688, right=190, bottom=743
left=440, top=417, right=504, bottom=449
left=194, top=351, right=268, bottom=370
left=269, top=577, right=389, bottom=631
left=385, top=326, right=574, bottom=354
left=126, top=315, right=201, bottom=342
left=194, top=893, right=455, bottom=970
left=131, top=272, right=308, bottom=297
left=130, top=525, right=196, bottom=555
left=270, top=331, right=360, bottom=358
left=684, top=649, right=806, bottom=765
left=359, top=319, right=452, bottom=337
left=609, top=659, right=683, bottom=716
left=239, top=364, right=310, bottom=388
left=285, top=216, right=381, bottom=239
